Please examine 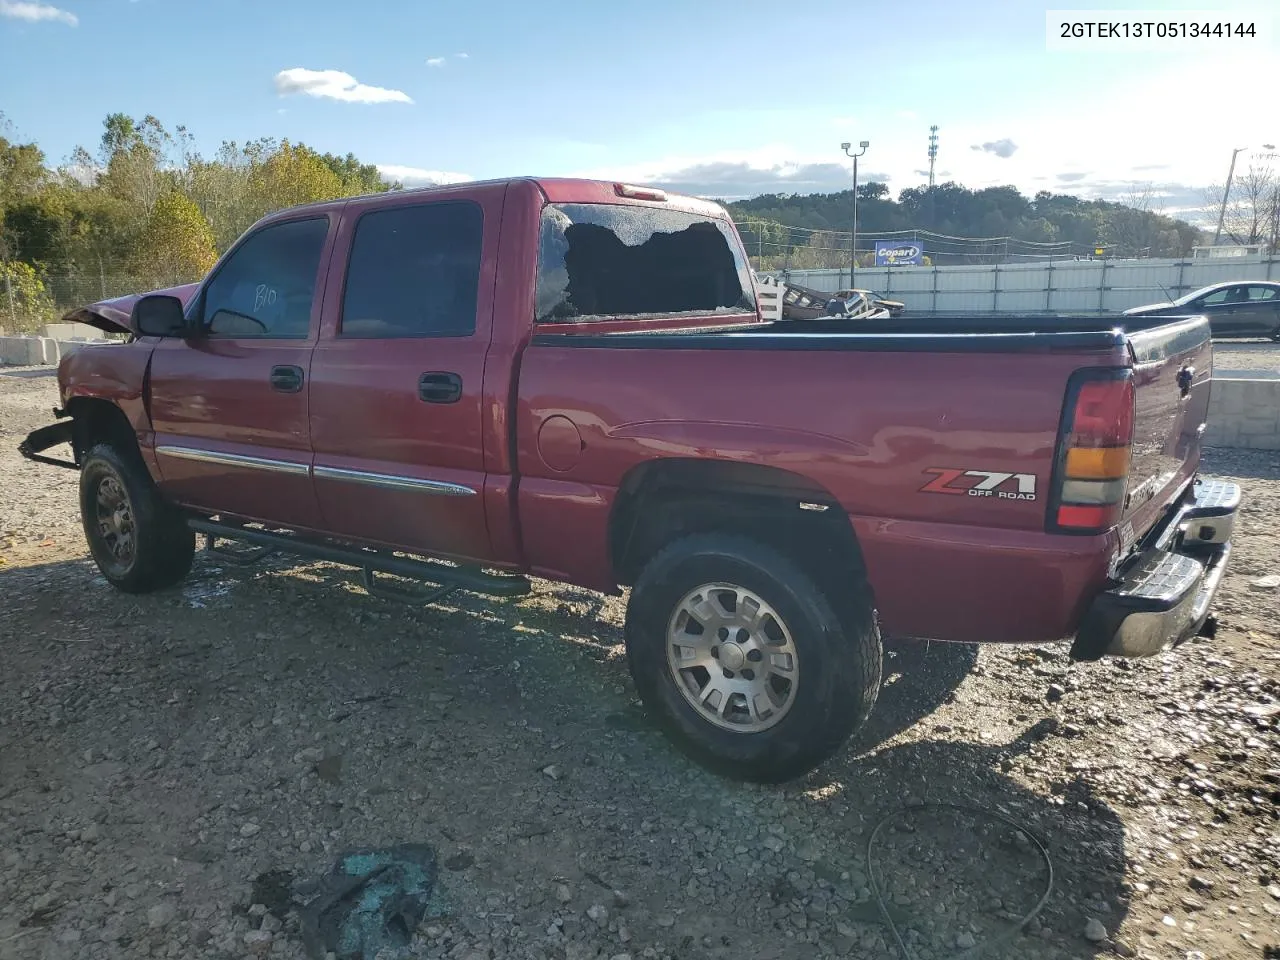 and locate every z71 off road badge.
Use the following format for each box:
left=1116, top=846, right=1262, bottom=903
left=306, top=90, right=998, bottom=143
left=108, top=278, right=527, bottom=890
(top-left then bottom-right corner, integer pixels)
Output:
left=920, top=468, right=1038, bottom=501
